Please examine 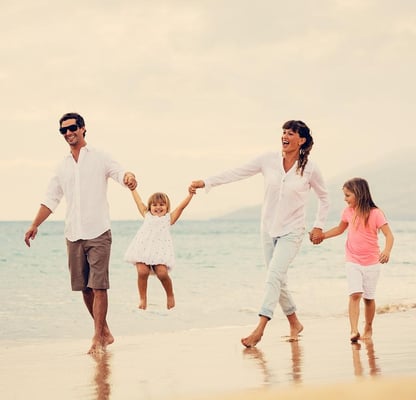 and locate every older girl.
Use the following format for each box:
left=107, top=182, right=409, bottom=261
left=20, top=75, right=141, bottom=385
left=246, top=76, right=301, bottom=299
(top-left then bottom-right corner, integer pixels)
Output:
left=320, top=178, right=394, bottom=342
